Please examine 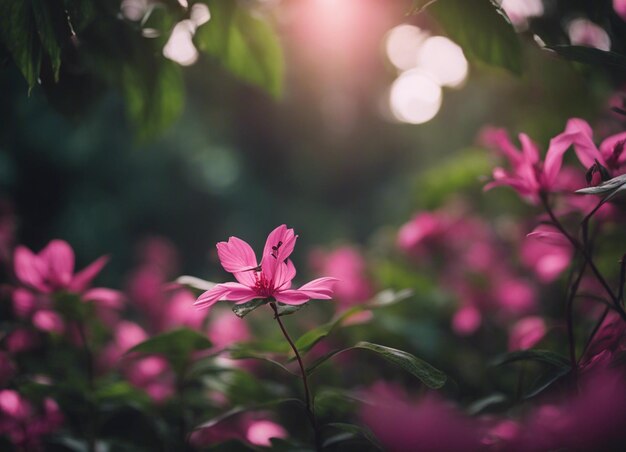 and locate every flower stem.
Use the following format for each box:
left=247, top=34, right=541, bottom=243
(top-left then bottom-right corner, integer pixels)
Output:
left=540, top=194, right=626, bottom=321
left=269, top=302, right=321, bottom=450
left=77, top=321, right=96, bottom=452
